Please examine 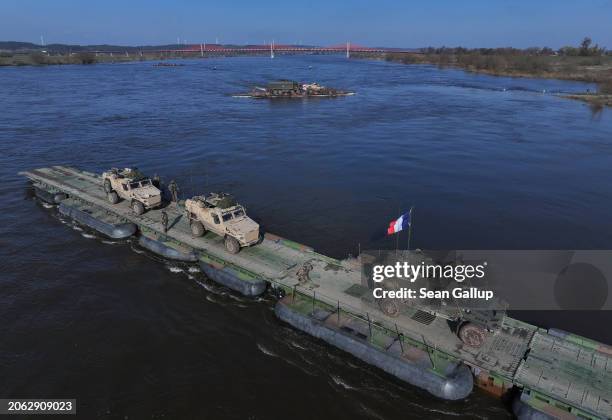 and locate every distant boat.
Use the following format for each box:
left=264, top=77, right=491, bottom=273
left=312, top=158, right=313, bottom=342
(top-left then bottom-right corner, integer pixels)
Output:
left=234, top=80, right=354, bottom=99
